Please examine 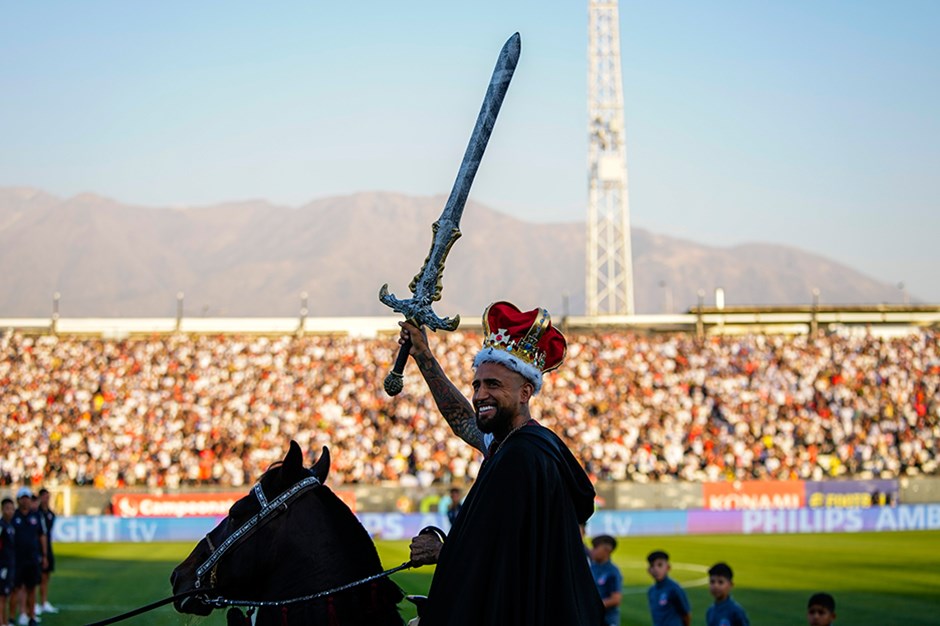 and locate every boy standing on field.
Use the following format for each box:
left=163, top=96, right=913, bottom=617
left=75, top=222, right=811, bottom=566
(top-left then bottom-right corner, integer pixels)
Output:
left=646, top=550, right=691, bottom=626
left=589, top=535, right=623, bottom=626
left=807, top=592, right=837, bottom=626
left=705, top=562, right=750, bottom=626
